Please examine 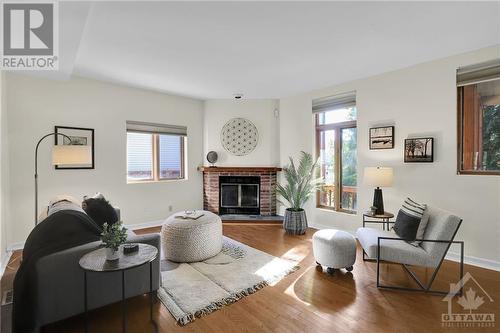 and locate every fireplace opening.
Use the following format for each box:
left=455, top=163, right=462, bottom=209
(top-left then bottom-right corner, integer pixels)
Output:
left=219, top=176, right=260, bottom=215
